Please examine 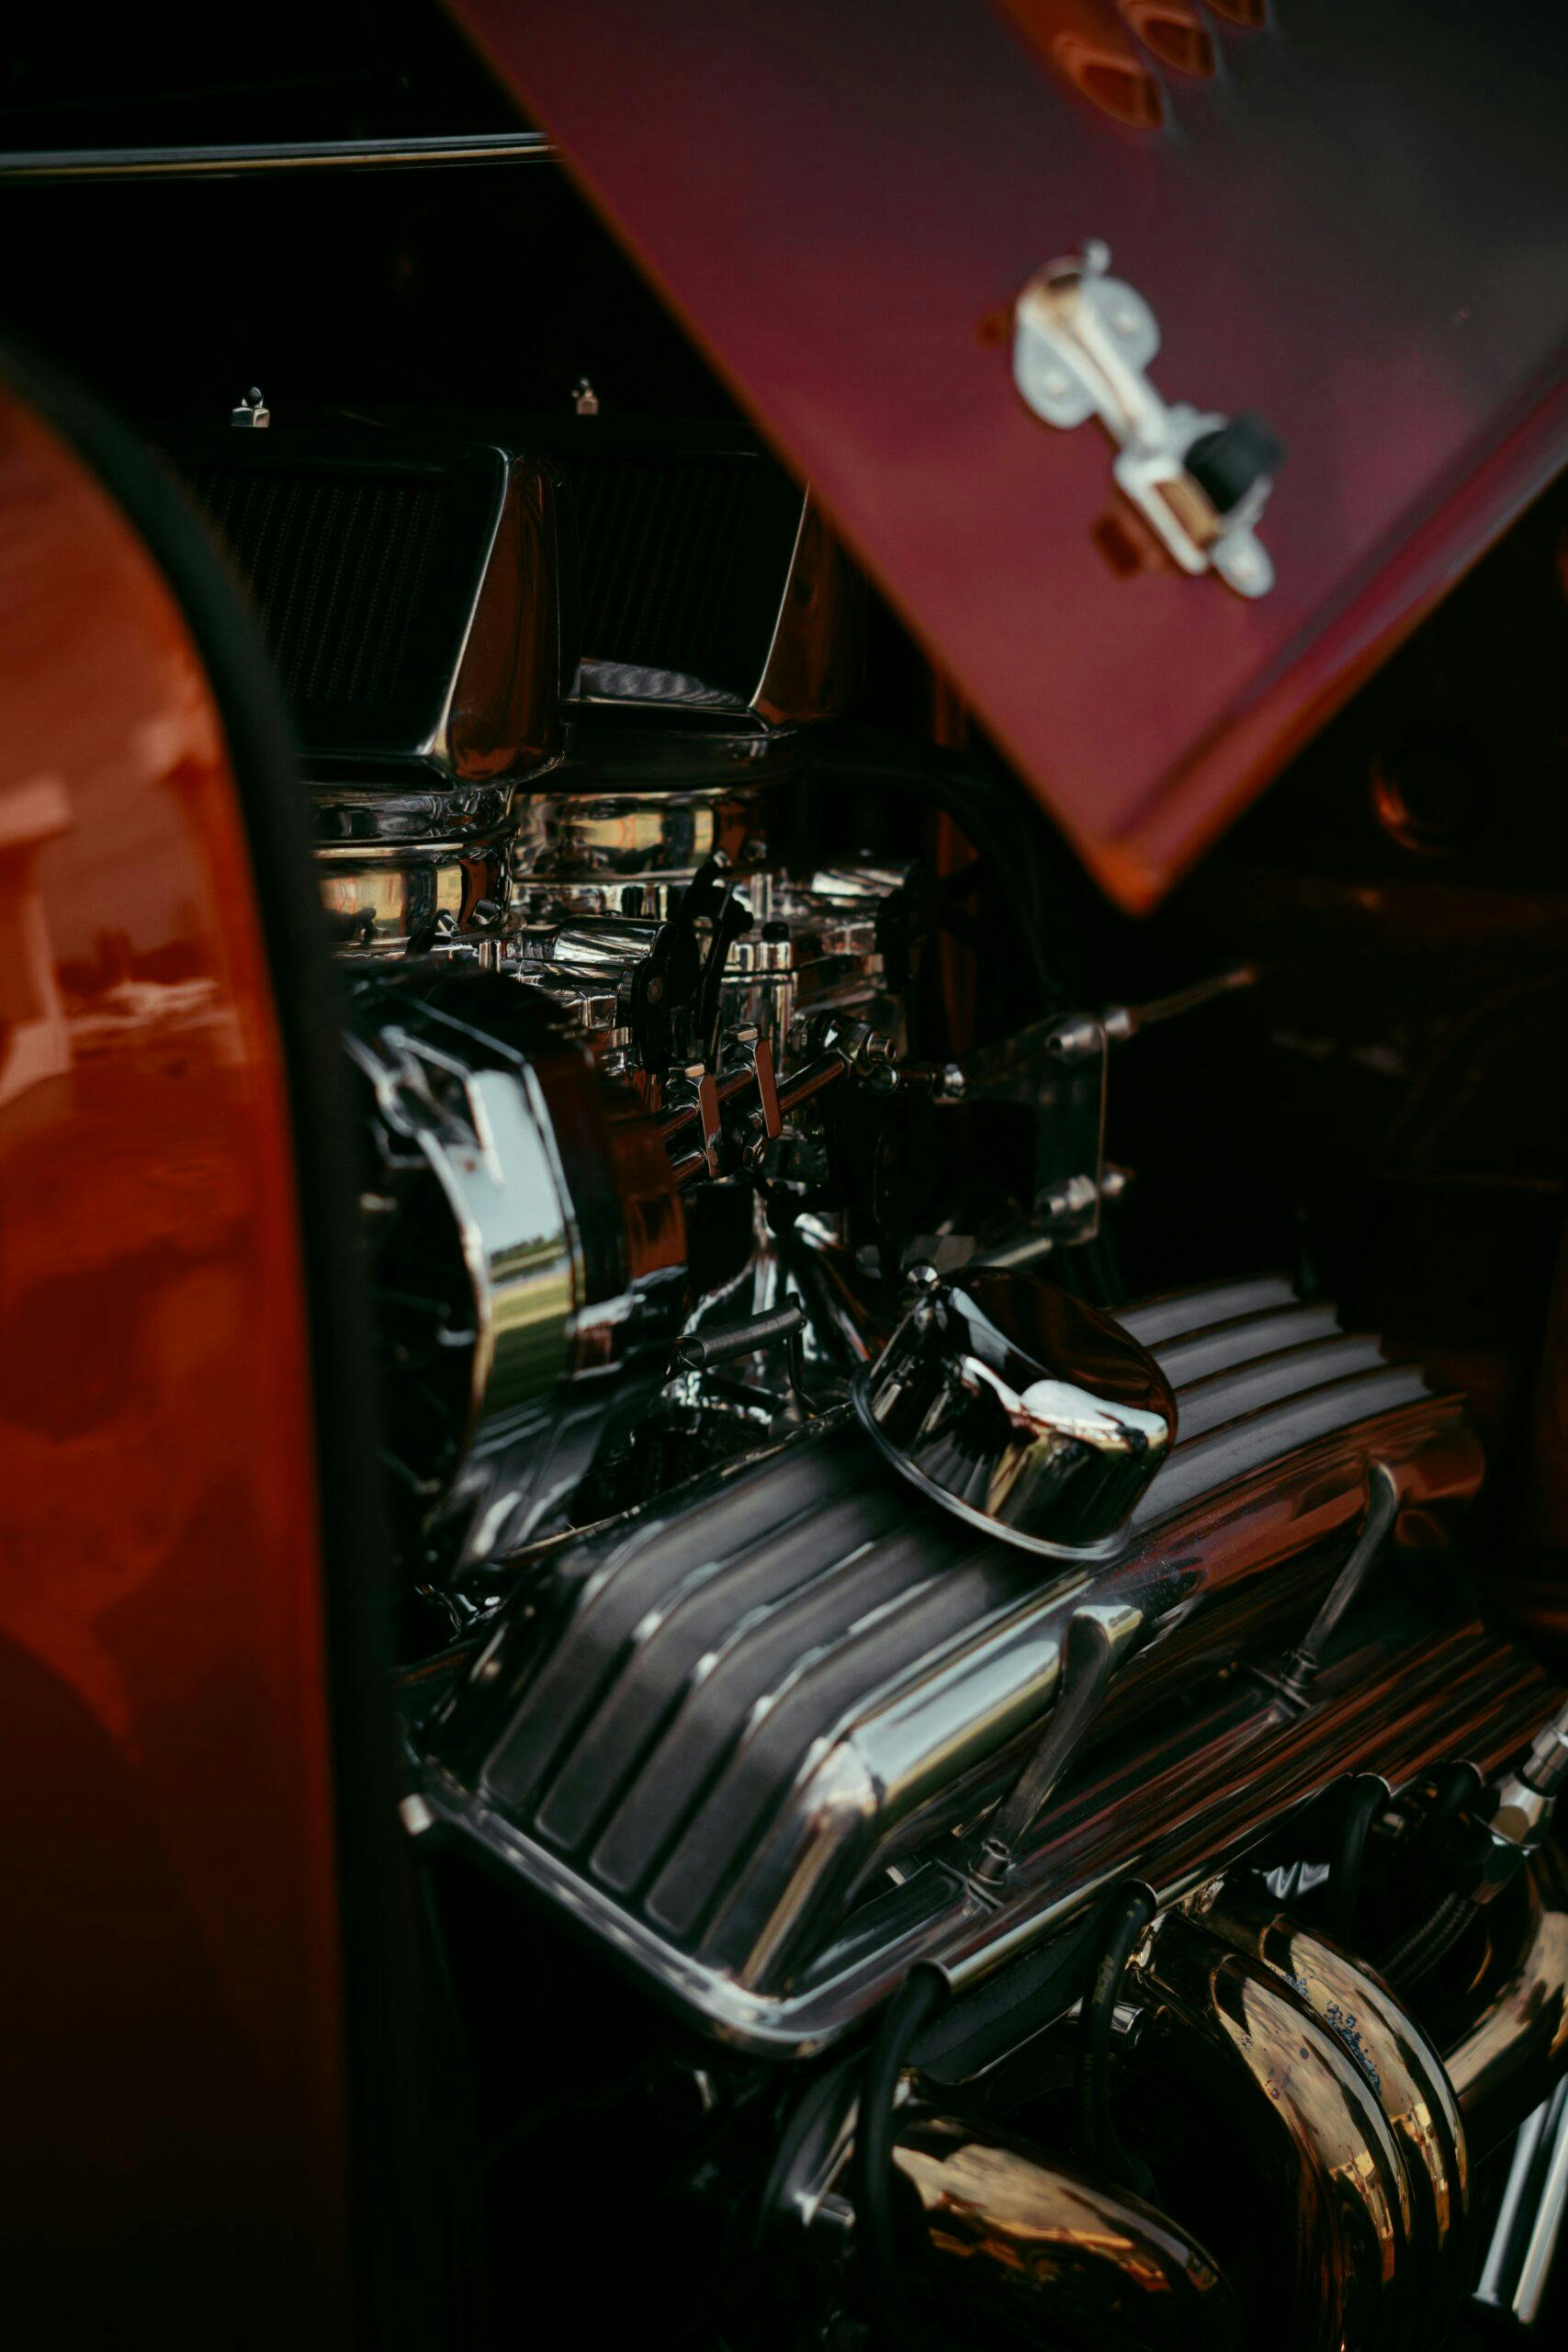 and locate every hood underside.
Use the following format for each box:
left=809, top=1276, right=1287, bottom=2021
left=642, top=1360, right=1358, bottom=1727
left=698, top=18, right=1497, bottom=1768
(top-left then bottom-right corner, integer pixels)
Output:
left=448, top=0, right=1568, bottom=910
